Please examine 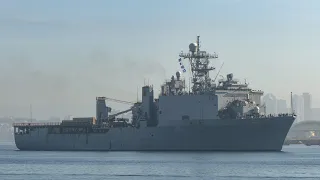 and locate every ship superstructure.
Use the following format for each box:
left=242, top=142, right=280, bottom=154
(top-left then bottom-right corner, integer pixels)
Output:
left=13, top=36, right=295, bottom=151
